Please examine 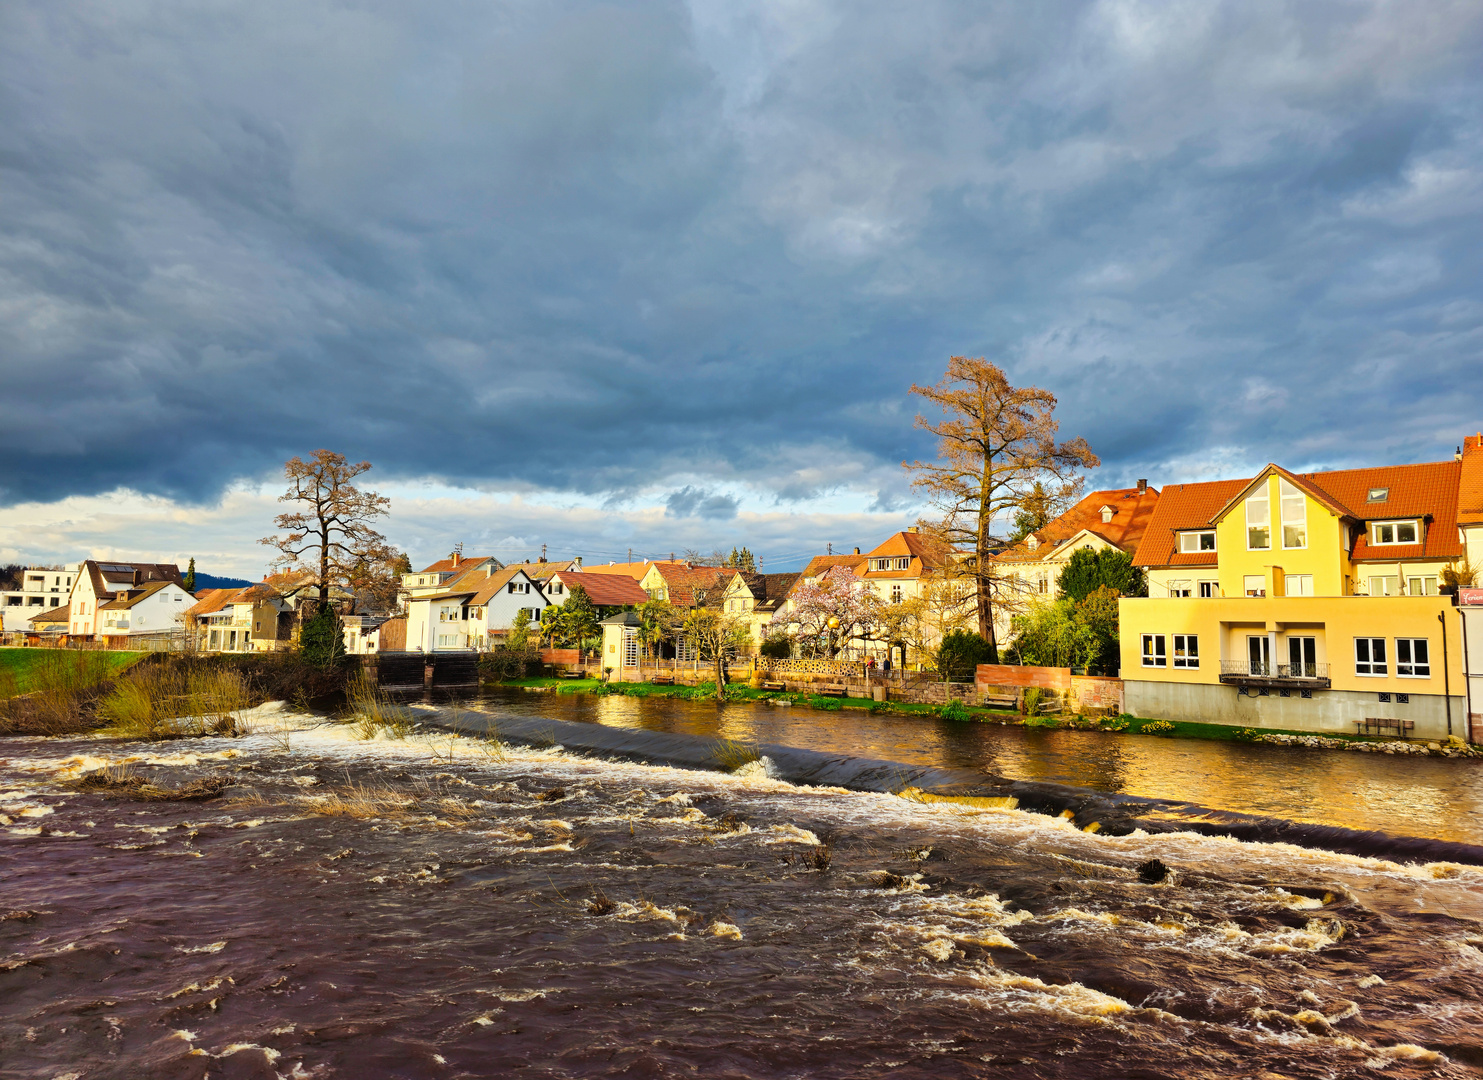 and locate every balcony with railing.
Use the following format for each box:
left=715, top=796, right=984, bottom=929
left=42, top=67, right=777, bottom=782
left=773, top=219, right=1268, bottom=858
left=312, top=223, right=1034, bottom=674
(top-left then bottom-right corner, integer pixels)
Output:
left=1218, top=660, right=1331, bottom=690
